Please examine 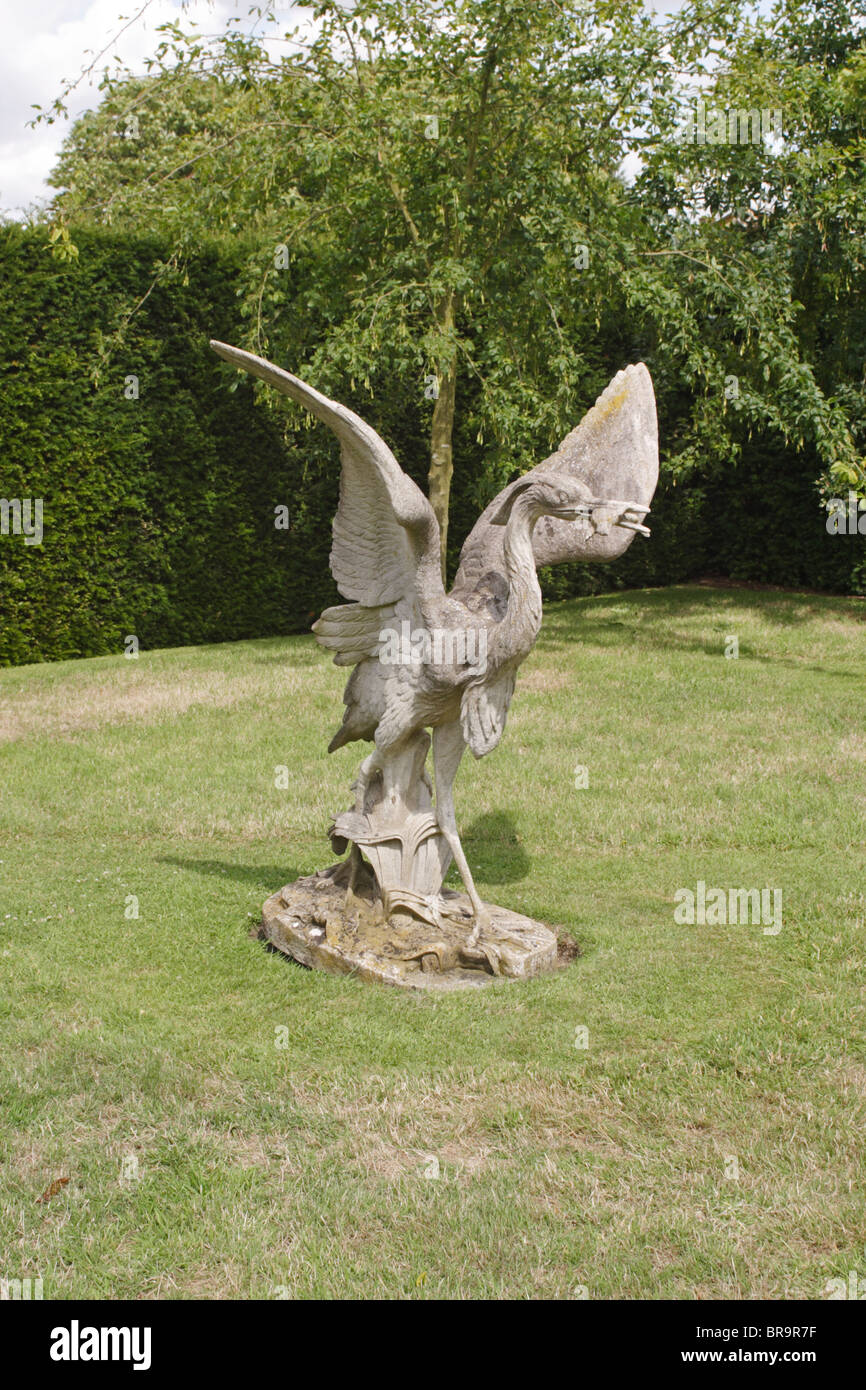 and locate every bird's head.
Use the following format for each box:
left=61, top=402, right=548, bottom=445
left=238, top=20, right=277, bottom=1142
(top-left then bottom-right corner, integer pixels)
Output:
left=490, top=471, right=650, bottom=536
